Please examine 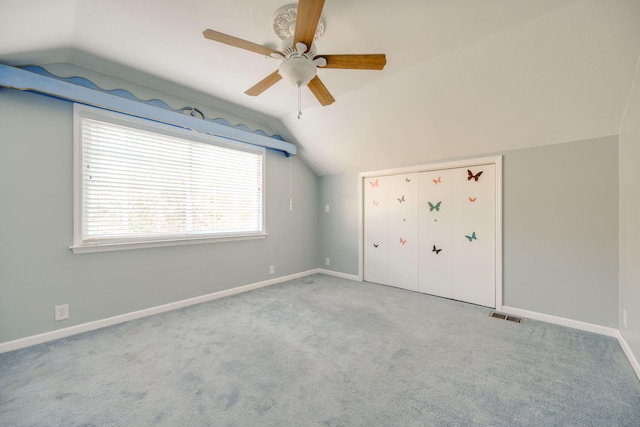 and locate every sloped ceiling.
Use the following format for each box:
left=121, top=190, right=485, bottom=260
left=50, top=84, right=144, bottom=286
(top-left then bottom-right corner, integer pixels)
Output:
left=1, top=0, right=640, bottom=175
